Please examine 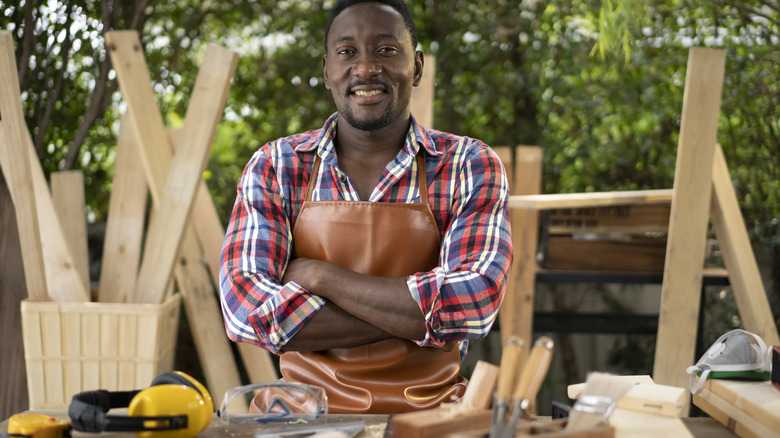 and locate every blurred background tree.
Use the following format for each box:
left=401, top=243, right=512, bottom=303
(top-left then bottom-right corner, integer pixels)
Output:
left=1, top=0, right=778, bottom=412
